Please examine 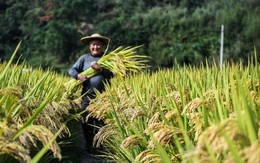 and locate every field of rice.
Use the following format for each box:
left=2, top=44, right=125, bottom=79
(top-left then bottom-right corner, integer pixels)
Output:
left=0, top=44, right=259, bottom=162
left=0, top=43, right=82, bottom=162
left=87, top=54, right=259, bottom=162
